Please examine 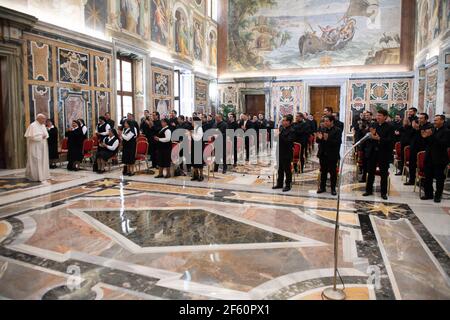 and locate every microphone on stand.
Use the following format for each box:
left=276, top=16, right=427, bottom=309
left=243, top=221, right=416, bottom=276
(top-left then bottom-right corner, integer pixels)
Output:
left=322, top=132, right=372, bottom=300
